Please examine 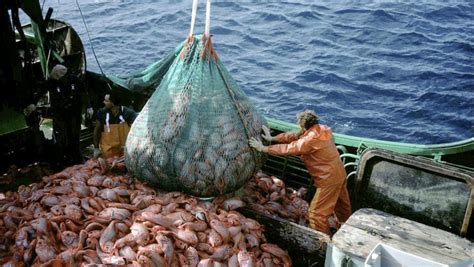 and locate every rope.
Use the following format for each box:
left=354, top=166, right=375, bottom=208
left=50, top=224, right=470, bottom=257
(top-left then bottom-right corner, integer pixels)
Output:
left=74, top=0, right=112, bottom=91
left=188, top=0, right=212, bottom=37
left=189, top=0, right=199, bottom=37
left=205, top=0, right=211, bottom=36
